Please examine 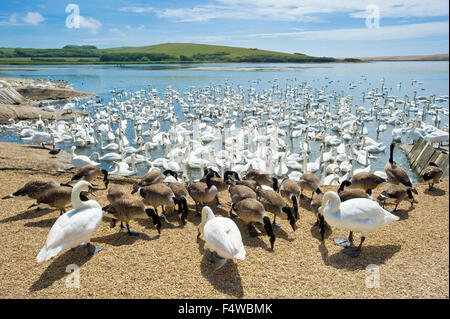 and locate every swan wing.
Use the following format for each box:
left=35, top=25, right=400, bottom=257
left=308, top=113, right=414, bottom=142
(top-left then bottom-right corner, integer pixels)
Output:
left=204, top=217, right=245, bottom=260
left=44, top=206, right=102, bottom=251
